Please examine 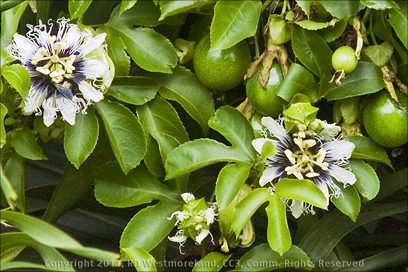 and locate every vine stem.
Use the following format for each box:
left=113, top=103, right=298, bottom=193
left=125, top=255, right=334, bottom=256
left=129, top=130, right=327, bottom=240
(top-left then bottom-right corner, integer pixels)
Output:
left=369, top=13, right=378, bottom=45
